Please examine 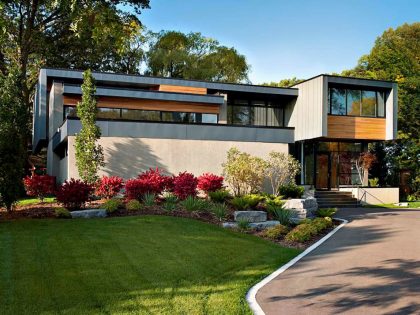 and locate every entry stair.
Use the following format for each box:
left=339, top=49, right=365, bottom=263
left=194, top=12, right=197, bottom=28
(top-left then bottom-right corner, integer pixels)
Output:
left=315, top=190, right=359, bottom=208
